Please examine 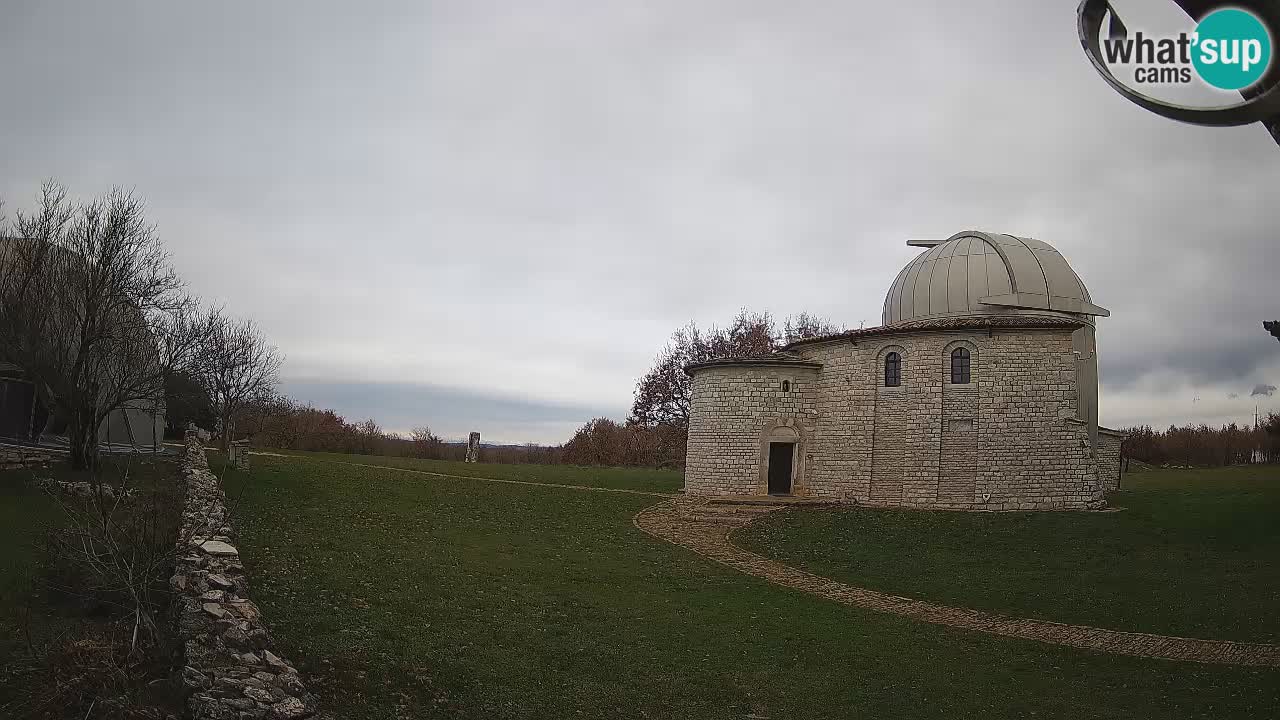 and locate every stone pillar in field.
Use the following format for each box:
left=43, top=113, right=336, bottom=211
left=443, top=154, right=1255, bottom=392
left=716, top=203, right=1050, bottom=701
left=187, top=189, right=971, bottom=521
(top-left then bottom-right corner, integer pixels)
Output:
left=465, top=432, right=480, bottom=463
left=229, top=439, right=251, bottom=471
